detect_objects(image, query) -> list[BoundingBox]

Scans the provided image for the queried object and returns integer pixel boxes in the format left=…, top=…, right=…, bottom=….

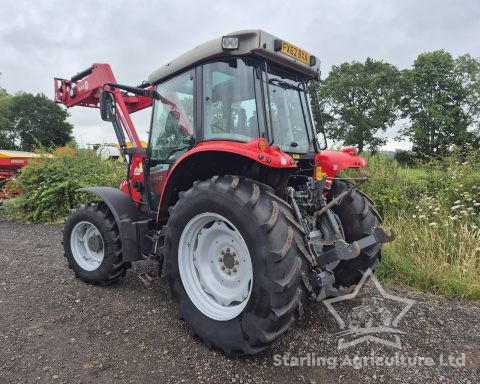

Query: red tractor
left=54, top=30, right=394, bottom=355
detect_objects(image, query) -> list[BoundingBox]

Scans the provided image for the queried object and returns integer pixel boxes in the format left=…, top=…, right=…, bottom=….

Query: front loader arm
left=54, top=63, right=153, bottom=148
left=54, top=63, right=154, bottom=204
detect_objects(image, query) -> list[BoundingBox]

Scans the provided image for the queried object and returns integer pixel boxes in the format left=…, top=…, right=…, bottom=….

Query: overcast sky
left=1, top=0, right=479, bottom=150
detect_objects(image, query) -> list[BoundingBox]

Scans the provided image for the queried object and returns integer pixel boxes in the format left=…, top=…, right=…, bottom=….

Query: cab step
left=138, top=272, right=156, bottom=287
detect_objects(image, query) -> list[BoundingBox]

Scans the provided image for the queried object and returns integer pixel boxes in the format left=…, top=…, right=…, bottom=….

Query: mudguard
left=315, top=148, right=367, bottom=180
left=76, top=187, right=151, bottom=262
left=156, top=138, right=296, bottom=221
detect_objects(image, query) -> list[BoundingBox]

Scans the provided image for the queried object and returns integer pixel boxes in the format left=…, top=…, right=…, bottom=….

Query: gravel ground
left=0, top=219, right=479, bottom=384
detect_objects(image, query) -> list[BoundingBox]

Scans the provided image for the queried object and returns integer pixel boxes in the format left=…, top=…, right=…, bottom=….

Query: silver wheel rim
left=70, top=221, right=105, bottom=271
left=178, top=213, right=253, bottom=321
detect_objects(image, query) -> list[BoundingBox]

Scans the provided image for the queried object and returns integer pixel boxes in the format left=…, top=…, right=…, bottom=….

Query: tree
left=400, top=50, right=480, bottom=156
left=314, top=58, right=401, bottom=152
left=454, top=54, right=480, bottom=134
left=0, top=93, right=15, bottom=149
left=0, top=84, right=15, bottom=149
left=0, top=72, right=6, bottom=97
left=0, top=92, right=73, bottom=151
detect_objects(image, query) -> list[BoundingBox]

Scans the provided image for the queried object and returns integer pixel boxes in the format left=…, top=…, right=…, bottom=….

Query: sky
left=1, top=0, right=479, bottom=151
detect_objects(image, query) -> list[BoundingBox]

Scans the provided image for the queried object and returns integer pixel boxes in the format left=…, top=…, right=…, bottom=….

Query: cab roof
left=148, top=30, right=320, bottom=84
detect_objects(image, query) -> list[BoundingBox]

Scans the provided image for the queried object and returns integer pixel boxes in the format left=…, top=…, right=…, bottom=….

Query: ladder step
left=138, top=272, right=156, bottom=287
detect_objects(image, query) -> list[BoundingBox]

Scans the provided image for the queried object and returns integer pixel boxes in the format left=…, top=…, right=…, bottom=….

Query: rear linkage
left=287, top=174, right=395, bottom=301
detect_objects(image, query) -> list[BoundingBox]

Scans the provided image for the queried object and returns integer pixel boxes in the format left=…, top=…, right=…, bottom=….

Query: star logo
left=324, top=268, right=415, bottom=349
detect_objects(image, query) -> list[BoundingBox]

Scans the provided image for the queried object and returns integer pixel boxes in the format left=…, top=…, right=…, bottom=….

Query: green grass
left=377, top=213, right=480, bottom=300
left=396, top=166, right=429, bottom=181
left=354, top=151, right=480, bottom=300
left=378, top=250, right=480, bottom=300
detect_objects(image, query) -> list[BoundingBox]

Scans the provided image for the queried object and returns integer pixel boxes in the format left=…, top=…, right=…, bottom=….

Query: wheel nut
left=218, top=257, right=223, bottom=262
left=221, top=266, right=225, bottom=270
left=232, top=268, right=237, bottom=273
left=221, top=250, right=225, bottom=255
left=226, top=248, right=230, bottom=252
left=232, top=251, right=236, bottom=256
left=226, top=270, right=231, bottom=275
left=234, top=260, right=239, bottom=265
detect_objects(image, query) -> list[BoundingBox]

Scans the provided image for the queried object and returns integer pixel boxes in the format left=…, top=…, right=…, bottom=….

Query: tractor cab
left=148, top=31, right=320, bottom=162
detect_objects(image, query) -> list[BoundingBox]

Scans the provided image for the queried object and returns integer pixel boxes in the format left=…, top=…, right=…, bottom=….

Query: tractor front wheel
left=63, top=201, right=130, bottom=285
left=164, top=176, right=304, bottom=355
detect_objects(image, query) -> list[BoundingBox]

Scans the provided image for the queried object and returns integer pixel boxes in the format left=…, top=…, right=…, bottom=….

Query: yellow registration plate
left=280, top=41, right=311, bottom=65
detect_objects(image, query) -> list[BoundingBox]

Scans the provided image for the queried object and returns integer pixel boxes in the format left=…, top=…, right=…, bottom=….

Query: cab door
left=145, top=69, right=195, bottom=212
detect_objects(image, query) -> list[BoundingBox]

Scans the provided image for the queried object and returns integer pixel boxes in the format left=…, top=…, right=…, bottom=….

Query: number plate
left=280, top=41, right=311, bottom=65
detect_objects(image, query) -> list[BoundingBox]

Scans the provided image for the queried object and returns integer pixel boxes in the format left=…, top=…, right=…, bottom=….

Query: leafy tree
left=0, top=72, right=6, bottom=97
left=314, top=58, right=401, bottom=152
left=0, top=92, right=73, bottom=151
left=454, top=54, right=480, bottom=133
left=0, top=74, right=13, bottom=148
left=0, top=91, right=15, bottom=149
left=400, top=50, right=480, bottom=156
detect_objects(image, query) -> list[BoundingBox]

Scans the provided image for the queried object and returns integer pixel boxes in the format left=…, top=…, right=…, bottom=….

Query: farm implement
left=0, top=150, right=41, bottom=198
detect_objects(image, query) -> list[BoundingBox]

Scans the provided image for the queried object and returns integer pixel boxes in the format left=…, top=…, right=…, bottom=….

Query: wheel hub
left=70, top=221, right=104, bottom=271
left=219, top=247, right=239, bottom=273
left=87, top=235, right=103, bottom=253
left=178, top=213, right=253, bottom=321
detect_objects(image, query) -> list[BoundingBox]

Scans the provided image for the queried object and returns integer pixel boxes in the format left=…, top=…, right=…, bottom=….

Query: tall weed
left=345, top=150, right=480, bottom=299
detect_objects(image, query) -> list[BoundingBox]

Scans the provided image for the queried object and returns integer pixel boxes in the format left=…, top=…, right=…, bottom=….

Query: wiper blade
left=268, top=78, right=304, bottom=92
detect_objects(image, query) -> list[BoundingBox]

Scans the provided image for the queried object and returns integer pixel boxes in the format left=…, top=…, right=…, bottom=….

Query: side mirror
left=99, top=91, right=116, bottom=122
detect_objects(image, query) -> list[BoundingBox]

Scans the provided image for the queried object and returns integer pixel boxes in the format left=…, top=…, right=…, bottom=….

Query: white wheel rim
left=178, top=213, right=253, bottom=321
left=70, top=221, right=105, bottom=271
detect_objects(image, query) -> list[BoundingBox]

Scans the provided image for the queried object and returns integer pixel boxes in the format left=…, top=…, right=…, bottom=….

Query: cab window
left=150, top=70, right=194, bottom=161
left=203, top=59, right=262, bottom=142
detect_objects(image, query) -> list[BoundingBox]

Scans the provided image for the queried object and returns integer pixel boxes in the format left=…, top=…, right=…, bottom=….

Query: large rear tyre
left=329, top=179, right=383, bottom=288
left=164, top=176, right=304, bottom=355
left=63, top=201, right=130, bottom=285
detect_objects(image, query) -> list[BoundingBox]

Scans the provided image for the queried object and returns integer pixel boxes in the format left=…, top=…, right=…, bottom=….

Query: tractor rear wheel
left=63, top=201, right=130, bottom=285
left=164, top=176, right=304, bottom=355
left=329, top=179, right=383, bottom=288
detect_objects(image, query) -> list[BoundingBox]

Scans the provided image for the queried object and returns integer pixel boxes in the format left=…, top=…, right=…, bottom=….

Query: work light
left=222, top=36, right=239, bottom=50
